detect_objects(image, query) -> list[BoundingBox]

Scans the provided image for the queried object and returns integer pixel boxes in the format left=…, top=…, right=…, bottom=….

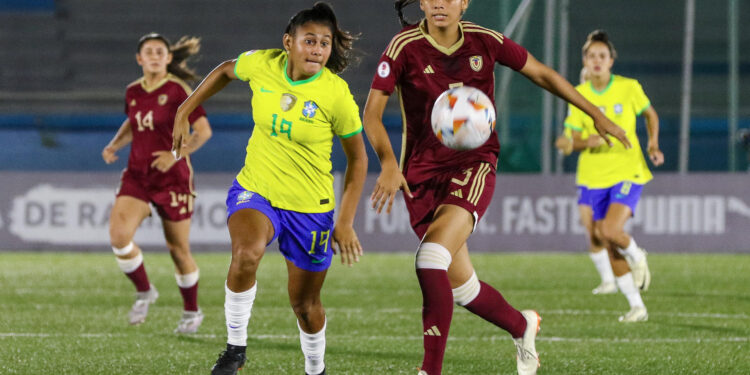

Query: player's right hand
left=554, top=135, right=573, bottom=155
left=370, top=164, right=412, bottom=214
left=171, top=117, right=190, bottom=160
left=102, top=145, right=118, bottom=164
left=593, top=116, right=631, bottom=149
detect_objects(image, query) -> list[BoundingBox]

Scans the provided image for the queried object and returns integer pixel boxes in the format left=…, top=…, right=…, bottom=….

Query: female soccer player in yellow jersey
left=173, top=3, right=366, bottom=375
left=556, top=30, right=664, bottom=322
left=102, top=33, right=212, bottom=333
left=364, top=1, right=631, bottom=374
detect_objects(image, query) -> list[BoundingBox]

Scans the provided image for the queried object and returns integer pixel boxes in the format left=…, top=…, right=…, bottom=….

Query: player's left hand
left=593, top=116, right=631, bottom=149
left=172, top=117, right=190, bottom=159
left=332, top=225, right=363, bottom=267
left=150, top=150, right=178, bottom=172
left=648, top=144, right=664, bottom=166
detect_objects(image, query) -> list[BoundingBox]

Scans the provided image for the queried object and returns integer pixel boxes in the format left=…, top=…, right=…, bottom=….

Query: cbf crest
left=469, top=55, right=483, bottom=72
left=236, top=191, right=254, bottom=205
left=302, top=101, right=318, bottom=118
left=280, top=93, right=297, bottom=112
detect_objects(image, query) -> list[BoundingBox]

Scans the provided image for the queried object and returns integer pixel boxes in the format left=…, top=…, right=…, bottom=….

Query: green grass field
left=1, top=252, right=748, bottom=374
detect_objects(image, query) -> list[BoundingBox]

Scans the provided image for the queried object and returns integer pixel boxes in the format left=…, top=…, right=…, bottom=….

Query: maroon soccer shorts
left=116, top=168, right=195, bottom=222
left=405, top=161, right=496, bottom=239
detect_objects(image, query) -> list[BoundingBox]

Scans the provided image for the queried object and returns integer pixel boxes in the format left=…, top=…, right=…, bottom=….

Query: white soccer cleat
left=592, top=281, right=618, bottom=295
left=174, top=309, right=204, bottom=334
left=513, top=310, right=541, bottom=375
left=618, top=306, right=648, bottom=323
left=128, top=284, right=159, bottom=325
left=629, top=248, right=651, bottom=292
left=417, top=371, right=428, bottom=375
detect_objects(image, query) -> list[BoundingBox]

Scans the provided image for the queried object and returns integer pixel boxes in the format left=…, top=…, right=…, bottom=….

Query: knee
left=109, top=227, right=132, bottom=249
left=598, top=222, right=620, bottom=243
left=231, top=242, right=264, bottom=274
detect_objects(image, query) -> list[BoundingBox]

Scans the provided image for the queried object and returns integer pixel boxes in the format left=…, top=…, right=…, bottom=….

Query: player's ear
left=166, top=51, right=173, bottom=65
left=282, top=33, right=293, bottom=53
left=135, top=52, right=143, bottom=66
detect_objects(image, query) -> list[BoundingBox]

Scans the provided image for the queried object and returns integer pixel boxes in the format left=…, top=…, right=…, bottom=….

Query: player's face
left=136, top=40, right=172, bottom=76
left=283, top=22, right=333, bottom=80
left=583, top=42, right=614, bottom=80
left=420, top=0, right=468, bottom=29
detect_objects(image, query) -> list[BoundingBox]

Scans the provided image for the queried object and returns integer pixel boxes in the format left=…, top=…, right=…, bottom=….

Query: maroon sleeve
left=188, top=104, right=207, bottom=124
left=370, top=46, right=404, bottom=95
left=491, top=34, right=528, bottom=71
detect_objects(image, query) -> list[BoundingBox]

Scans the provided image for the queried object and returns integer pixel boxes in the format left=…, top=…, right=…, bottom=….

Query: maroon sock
left=463, top=280, right=527, bottom=338
left=179, top=281, right=199, bottom=311
left=416, top=268, right=454, bottom=375
left=125, top=263, right=151, bottom=292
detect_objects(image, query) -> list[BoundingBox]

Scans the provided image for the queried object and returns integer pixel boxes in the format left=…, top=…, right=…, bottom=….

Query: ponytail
left=137, top=33, right=202, bottom=82
left=394, top=0, right=419, bottom=27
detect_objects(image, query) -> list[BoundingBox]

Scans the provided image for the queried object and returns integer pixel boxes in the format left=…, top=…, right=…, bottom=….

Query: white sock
left=616, top=273, right=645, bottom=308
left=225, top=282, right=256, bottom=346
left=452, top=272, right=481, bottom=306
left=175, top=269, right=199, bottom=288
left=589, top=249, right=615, bottom=284
left=115, top=252, right=143, bottom=273
left=618, top=238, right=644, bottom=264
left=298, top=318, right=326, bottom=375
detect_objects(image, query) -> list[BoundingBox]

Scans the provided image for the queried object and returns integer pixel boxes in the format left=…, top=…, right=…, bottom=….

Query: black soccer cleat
left=211, top=350, right=246, bottom=375
left=306, top=367, right=326, bottom=375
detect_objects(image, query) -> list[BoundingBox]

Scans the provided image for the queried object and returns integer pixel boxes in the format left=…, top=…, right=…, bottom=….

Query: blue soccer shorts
left=589, top=181, right=644, bottom=221
left=226, top=180, right=334, bottom=272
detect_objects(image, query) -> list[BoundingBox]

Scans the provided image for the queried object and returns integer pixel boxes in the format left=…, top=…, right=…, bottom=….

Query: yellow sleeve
left=331, top=80, right=363, bottom=138
left=632, top=80, right=651, bottom=116
left=234, top=50, right=261, bottom=82
left=563, top=103, right=585, bottom=132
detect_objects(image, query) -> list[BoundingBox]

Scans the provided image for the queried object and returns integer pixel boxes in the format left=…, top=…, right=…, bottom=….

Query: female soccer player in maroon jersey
left=101, top=33, right=212, bottom=333
left=363, top=1, right=631, bottom=374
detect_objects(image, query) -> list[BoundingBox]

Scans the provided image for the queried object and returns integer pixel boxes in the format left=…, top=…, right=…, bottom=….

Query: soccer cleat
left=211, top=350, right=247, bottom=375
left=305, top=367, right=326, bottom=375
left=174, top=309, right=204, bottom=334
left=629, top=248, right=651, bottom=292
left=592, top=281, right=618, bottom=295
left=513, top=310, right=541, bottom=375
left=618, top=306, right=648, bottom=323
left=128, top=284, right=159, bottom=325
left=417, top=371, right=428, bottom=375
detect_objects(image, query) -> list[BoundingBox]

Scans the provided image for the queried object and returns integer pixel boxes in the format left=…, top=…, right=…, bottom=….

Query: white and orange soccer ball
left=430, top=85, right=496, bottom=151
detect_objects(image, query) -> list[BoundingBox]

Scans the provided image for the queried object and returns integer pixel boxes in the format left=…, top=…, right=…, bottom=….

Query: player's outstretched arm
left=102, top=119, right=132, bottom=164
left=363, top=89, right=413, bottom=214
left=642, top=106, right=664, bottom=166
left=519, top=53, right=631, bottom=149
left=173, top=59, right=237, bottom=159
left=333, top=132, right=368, bottom=267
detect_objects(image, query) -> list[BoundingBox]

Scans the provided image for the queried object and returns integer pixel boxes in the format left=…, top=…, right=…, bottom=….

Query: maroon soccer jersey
left=371, top=21, right=528, bottom=184
left=123, top=74, right=206, bottom=185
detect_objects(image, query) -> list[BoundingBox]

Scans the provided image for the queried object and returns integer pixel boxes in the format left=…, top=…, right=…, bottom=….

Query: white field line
left=1, top=332, right=747, bottom=344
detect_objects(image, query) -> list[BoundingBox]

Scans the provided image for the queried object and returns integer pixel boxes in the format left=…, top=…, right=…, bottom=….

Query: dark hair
left=395, top=0, right=469, bottom=27
left=284, top=2, right=357, bottom=74
left=395, top=0, right=419, bottom=27
left=582, top=29, right=617, bottom=59
left=137, top=33, right=202, bottom=82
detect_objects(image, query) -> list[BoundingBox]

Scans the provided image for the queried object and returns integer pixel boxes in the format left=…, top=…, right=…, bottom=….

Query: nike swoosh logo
left=311, top=258, right=325, bottom=264
left=260, top=87, right=273, bottom=93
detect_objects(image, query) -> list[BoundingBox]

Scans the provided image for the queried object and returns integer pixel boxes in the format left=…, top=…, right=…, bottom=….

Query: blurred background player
left=172, top=3, right=367, bottom=374
left=101, top=33, right=212, bottom=332
left=555, top=67, right=618, bottom=295
left=555, top=30, right=664, bottom=322
left=363, top=1, right=631, bottom=374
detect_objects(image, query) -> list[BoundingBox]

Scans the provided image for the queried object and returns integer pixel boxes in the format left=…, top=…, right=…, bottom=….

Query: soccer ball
left=431, top=85, right=496, bottom=150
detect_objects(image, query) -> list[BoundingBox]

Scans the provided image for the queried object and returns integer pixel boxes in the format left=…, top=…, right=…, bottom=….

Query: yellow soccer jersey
left=564, top=74, right=652, bottom=188
left=233, top=49, right=362, bottom=213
